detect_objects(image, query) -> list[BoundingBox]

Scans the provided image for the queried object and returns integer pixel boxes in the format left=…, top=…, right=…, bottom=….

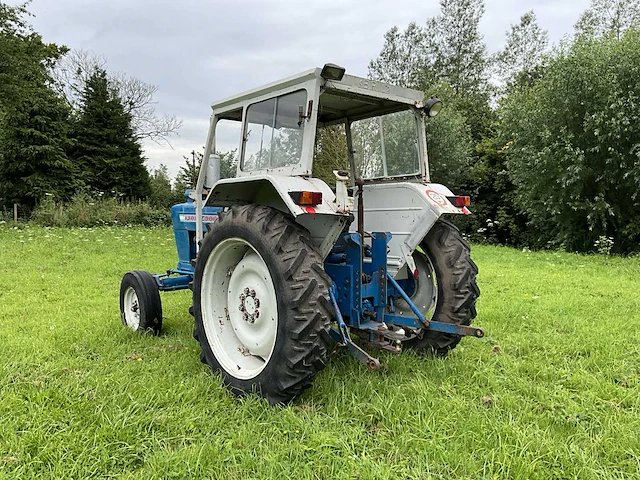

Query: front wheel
left=192, top=205, right=333, bottom=404
left=402, top=219, right=480, bottom=356
left=119, top=270, right=163, bottom=335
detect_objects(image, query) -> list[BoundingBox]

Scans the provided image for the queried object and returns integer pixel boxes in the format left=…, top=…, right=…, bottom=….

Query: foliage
left=427, top=0, right=488, bottom=98
left=368, top=23, right=433, bottom=88
left=455, top=135, right=531, bottom=245
left=313, top=125, right=349, bottom=186
left=0, top=1, right=75, bottom=208
left=149, top=164, right=182, bottom=209
left=31, top=192, right=170, bottom=227
left=575, top=0, right=640, bottom=39
left=0, top=77, right=77, bottom=207
left=369, top=0, right=491, bottom=141
left=500, top=29, right=640, bottom=253
left=426, top=92, right=476, bottom=191
left=493, top=11, right=549, bottom=92
left=175, top=151, right=201, bottom=190
left=68, top=68, right=151, bottom=199
left=174, top=149, right=238, bottom=195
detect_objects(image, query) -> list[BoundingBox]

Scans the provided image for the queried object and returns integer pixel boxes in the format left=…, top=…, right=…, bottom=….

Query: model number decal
left=425, top=190, right=447, bottom=207
left=179, top=214, right=218, bottom=222
left=357, top=79, right=391, bottom=94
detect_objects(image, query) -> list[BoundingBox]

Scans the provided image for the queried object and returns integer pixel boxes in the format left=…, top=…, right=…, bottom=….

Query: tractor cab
left=197, top=65, right=466, bottom=273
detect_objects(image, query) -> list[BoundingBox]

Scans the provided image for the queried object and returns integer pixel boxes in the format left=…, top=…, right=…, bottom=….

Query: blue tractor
left=120, top=64, right=482, bottom=404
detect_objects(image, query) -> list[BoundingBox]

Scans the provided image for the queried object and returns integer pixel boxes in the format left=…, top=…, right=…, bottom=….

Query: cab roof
left=211, top=66, right=425, bottom=124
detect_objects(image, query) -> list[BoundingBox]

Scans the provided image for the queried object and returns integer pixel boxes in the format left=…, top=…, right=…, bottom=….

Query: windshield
left=351, top=109, right=420, bottom=179
left=242, top=90, right=306, bottom=171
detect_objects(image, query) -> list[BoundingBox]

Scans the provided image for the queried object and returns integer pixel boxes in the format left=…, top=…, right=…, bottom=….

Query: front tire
left=403, top=219, right=480, bottom=356
left=119, top=270, right=163, bottom=335
left=192, top=205, right=333, bottom=404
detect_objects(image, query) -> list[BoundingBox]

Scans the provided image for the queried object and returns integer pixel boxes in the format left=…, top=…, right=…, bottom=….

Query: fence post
left=13, top=203, right=18, bottom=223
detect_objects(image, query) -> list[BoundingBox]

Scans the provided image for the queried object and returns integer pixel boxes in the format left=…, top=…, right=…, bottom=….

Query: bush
left=31, top=193, right=171, bottom=227
left=499, top=29, right=640, bottom=254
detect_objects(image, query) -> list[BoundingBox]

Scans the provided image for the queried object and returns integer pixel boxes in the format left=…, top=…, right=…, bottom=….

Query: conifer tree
left=69, top=69, right=150, bottom=198
left=0, top=2, right=76, bottom=207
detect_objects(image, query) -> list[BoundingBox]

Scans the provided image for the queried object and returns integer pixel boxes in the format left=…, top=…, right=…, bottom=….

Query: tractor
left=119, top=63, right=482, bottom=404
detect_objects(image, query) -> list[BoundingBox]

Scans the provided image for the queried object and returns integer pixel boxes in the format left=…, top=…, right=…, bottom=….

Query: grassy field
left=0, top=224, right=639, bottom=479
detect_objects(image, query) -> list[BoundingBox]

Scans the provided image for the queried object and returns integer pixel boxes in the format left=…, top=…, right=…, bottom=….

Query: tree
left=312, top=125, right=349, bottom=186
left=368, top=23, right=434, bottom=88
left=500, top=29, right=640, bottom=253
left=426, top=100, right=475, bottom=191
left=369, top=0, right=490, bottom=101
left=175, top=150, right=201, bottom=190
left=148, top=164, right=180, bottom=209
left=368, top=0, right=491, bottom=192
left=52, top=49, right=182, bottom=145
left=428, top=0, right=489, bottom=98
left=219, top=150, right=238, bottom=179
left=0, top=1, right=76, bottom=207
left=174, top=149, right=238, bottom=196
left=493, top=11, right=549, bottom=91
left=575, top=0, right=640, bottom=39
left=455, top=135, right=530, bottom=245
left=0, top=79, right=77, bottom=207
left=69, top=68, right=151, bottom=198
left=429, top=0, right=492, bottom=142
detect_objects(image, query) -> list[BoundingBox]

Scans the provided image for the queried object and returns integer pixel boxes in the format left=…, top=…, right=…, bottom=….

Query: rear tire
left=192, top=205, right=333, bottom=404
left=404, top=219, right=479, bottom=356
left=120, top=270, right=163, bottom=335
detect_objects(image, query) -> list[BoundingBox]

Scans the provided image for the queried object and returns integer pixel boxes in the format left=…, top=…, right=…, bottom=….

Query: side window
left=242, top=90, right=306, bottom=171
left=214, top=117, right=242, bottom=179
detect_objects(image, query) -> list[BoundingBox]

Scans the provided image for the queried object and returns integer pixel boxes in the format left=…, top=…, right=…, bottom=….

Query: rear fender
left=351, top=182, right=467, bottom=275
left=206, top=175, right=349, bottom=258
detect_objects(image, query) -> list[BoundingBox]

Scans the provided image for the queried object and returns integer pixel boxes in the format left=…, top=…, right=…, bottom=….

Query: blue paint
left=154, top=191, right=222, bottom=291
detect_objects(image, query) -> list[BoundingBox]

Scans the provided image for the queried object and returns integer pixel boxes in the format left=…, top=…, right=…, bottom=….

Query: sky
left=18, top=0, right=592, bottom=179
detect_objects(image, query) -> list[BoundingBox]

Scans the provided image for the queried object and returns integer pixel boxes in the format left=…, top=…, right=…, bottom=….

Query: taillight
left=289, top=191, right=323, bottom=206
left=447, top=195, right=471, bottom=207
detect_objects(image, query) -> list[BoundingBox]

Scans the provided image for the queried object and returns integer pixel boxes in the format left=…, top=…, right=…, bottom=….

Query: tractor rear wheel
left=192, top=205, right=333, bottom=404
left=403, top=219, right=479, bottom=356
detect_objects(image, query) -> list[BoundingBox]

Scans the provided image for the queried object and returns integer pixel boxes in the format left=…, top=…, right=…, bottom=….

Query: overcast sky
left=19, top=0, right=591, bottom=179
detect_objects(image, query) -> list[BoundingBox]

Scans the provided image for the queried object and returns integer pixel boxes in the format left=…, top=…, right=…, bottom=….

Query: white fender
left=206, top=175, right=350, bottom=258
left=351, top=182, right=468, bottom=275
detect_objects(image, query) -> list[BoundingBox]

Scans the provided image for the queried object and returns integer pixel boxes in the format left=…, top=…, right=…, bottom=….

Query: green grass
left=0, top=224, right=639, bottom=479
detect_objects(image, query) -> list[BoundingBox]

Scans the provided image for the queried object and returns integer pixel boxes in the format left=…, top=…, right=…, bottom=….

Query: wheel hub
left=238, top=287, right=261, bottom=323
left=123, top=287, right=141, bottom=330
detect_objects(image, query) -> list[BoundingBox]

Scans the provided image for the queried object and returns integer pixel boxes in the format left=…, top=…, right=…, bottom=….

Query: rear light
left=289, top=191, right=323, bottom=206
left=447, top=195, right=471, bottom=207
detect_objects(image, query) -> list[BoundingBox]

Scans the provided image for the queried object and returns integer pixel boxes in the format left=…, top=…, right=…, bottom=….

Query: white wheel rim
left=123, top=286, right=141, bottom=330
left=200, top=237, right=278, bottom=380
left=413, top=251, right=438, bottom=320
left=395, top=251, right=438, bottom=321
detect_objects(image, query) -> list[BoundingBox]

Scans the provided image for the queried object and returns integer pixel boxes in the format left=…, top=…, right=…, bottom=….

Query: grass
left=0, top=223, right=639, bottom=479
